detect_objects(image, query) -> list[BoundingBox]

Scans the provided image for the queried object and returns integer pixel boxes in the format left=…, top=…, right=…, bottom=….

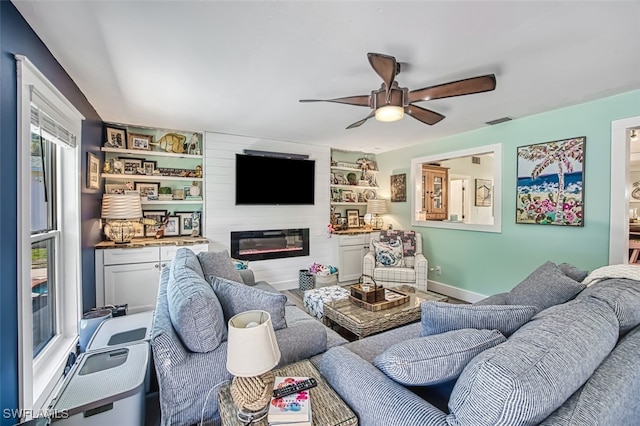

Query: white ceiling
left=12, top=1, right=640, bottom=153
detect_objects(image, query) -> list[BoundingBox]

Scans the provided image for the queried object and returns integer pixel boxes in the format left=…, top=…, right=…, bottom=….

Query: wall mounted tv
left=235, top=153, right=315, bottom=205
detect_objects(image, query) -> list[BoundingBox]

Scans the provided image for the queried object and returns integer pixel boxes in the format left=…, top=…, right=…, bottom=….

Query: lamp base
left=236, top=405, right=269, bottom=424
left=372, top=215, right=385, bottom=230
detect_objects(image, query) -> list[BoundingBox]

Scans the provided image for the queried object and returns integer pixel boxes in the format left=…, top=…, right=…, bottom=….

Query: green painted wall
left=377, top=90, right=640, bottom=297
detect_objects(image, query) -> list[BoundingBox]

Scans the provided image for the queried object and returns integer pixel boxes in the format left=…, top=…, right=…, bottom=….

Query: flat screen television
left=235, top=154, right=315, bottom=205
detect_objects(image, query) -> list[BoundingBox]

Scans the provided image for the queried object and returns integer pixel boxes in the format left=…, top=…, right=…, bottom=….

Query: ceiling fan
left=300, top=52, right=496, bottom=129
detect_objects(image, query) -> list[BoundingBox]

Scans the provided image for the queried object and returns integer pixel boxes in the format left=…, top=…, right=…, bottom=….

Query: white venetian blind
left=30, top=86, right=76, bottom=148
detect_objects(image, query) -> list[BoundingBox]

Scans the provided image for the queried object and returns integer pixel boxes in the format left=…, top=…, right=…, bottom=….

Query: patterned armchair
left=363, top=230, right=428, bottom=292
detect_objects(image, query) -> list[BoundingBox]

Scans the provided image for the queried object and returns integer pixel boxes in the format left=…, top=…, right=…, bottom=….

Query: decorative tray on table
left=349, top=283, right=410, bottom=312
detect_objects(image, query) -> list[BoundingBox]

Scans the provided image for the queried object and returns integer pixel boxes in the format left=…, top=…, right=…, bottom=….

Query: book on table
left=268, top=376, right=312, bottom=425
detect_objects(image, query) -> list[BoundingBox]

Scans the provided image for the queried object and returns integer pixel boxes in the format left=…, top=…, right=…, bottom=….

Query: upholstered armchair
left=363, top=230, right=428, bottom=292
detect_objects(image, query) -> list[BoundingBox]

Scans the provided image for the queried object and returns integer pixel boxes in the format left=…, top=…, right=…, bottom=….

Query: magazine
left=268, top=376, right=313, bottom=424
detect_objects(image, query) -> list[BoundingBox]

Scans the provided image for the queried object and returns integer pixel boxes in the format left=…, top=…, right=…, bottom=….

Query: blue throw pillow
left=372, top=239, right=404, bottom=267
left=421, top=302, right=537, bottom=337
left=505, top=261, right=586, bottom=312
left=374, top=328, right=506, bottom=386
left=197, top=250, right=244, bottom=283
left=211, top=276, right=288, bottom=330
left=167, top=249, right=226, bottom=353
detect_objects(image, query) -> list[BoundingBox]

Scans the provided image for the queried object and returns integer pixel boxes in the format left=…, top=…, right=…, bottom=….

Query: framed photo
left=105, top=183, right=127, bottom=194
left=143, top=160, right=156, bottom=175
left=346, top=209, right=360, bottom=228
left=132, top=222, right=144, bottom=238
left=127, top=133, right=152, bottom=150
left=163, top=216, right=180, bottom=236
left=475, top=179, right=492, bottom=207
left=121, top=157, right=143, bottom=175
left=516, top=136, right=585, bottom=226
left=390, top=173, right=406, bottom=202
left=176, top=211, right=201, bottom=236
left=342, top=190, right=356, bottom=203
left=87, top=152, right=100, bottom=189
left=183, top=186, right=193, bottom=197
left=104, top=126, right=126, bottom=149
left=142, top=210, right=167, bottom=237
left=173, top=188, right=185, bottom=200
left=135, top=182, right=160, bottom=199
left=187, top=133, right=202, bottom=155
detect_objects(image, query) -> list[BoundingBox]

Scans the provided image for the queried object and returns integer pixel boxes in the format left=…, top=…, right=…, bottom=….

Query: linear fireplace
left=230, top=228, right=310, bottom=261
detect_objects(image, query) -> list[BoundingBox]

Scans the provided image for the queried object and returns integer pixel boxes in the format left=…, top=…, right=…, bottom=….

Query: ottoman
left=303, top=285, right=350, bottom=321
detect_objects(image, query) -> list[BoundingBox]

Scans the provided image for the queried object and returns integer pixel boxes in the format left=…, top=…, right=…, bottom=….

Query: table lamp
left=226, top=310, right=281, bottom=424
left=367, top=199, right=388, bottom=230
left=101, top=194, right=142, bottom=243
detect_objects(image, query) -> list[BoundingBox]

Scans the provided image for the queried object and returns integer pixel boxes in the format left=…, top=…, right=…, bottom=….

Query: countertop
left=95, top=236, right=209, bottom=249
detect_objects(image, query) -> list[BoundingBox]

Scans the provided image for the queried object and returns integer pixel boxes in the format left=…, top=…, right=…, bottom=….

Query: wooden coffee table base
left=323, top=285, right=448, bottom=339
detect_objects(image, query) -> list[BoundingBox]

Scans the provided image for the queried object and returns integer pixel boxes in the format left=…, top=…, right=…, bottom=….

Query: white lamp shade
left=226, top=310, right=281, bottom=377
left=375, top=105, right=404, bottom=122
left=367, top=199, right=388, bottom=215
left=101, top=194, right=143, bottom=219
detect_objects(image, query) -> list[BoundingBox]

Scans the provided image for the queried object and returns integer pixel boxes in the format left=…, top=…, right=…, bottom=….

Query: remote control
left=272, top=377, right=317, bottom=398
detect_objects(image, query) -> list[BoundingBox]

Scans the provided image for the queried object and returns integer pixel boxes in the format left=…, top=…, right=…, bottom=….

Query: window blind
left=30, top=86, right=77, bottom=148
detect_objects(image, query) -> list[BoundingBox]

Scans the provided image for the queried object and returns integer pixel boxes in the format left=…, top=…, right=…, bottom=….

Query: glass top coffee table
left=323, top=285, right=448, bottom=339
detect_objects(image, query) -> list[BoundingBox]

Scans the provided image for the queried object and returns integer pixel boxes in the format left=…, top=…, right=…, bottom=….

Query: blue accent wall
left=0, top=2, right=103, bottom=422
left=378, top=90, right=640, bottom=297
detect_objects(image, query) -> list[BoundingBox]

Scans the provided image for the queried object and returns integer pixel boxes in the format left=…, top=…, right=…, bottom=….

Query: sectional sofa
left=150, top=248, right=346, bottom=426
left=318, top=262, right=640, bottom=425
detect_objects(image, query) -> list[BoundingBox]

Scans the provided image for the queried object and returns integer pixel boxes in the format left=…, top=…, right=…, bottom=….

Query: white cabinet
left=332, top=233, right=371, bottom=283
left=95, top=243, right=209, bottom=313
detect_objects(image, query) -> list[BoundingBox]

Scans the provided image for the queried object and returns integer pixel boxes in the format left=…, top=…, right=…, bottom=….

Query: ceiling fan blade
left=299, top=94, right=370, bottom=107
left=408, top=74, right=496, bottom=103
left=405, top=105, right=445, bottom=125
left=368, top=53, right=397, bottom=99
left=346, top=112, right=375, bottom=129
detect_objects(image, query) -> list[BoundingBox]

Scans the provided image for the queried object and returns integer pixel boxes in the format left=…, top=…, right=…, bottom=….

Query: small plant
left=159, top=187, right=172, bottom=195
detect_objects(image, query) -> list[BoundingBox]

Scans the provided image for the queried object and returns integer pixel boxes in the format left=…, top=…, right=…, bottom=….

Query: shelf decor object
left=101, top=194, right=143, bottom=243
left=367, top=199, right=388, bottom=230
left=226, top=310, right=281, bottom=424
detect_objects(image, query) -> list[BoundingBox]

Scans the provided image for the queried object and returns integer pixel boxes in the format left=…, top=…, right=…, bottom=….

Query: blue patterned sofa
left=318, top=262, right=640, bottom=425
left=150, top=248, right=346, bottom=426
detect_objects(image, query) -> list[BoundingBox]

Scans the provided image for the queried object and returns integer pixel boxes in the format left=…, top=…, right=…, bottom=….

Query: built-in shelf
left=331, top=202, right=368, bottom=206
left=101, top=147, right=201, bottom=159
left=331, top=184, right=379, bottom=190
left=141, top=200, right=203, bottom=205
left=331, top=166, right=378, bottom=173
left=101, top=173, right=202, bottom=182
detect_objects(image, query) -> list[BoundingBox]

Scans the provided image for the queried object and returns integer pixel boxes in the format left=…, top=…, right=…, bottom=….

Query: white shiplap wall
left=204, top=132, right=333, bottom=290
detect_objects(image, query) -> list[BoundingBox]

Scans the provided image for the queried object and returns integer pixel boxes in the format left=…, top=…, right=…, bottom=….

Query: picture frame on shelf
left=163, top=216, right=180, bottom=236
left=143, top=160, right=156, bottom=175
left=87, top=152, right=100, bottom=189
left=105, top=183, right=127, bottom=194
left=127, top=133, right=152, bottom=150
left=142, top=209, right=167, bottom=237
left=104, top=126, right=127, bottom=149
left=121, top=157, right=143, bottom=175
left=341, top=190, right=356, bottom=203
left=135, top=182, right=160, bottom=199
left=132, top=222, right=144, bottom=238
left=176, top=211, right=194, bottom=236
left=112, top=159, right=125, bottom=175
left=187, top=133, right=202, bottom=155
left=346, top=209, right=360, bottom=228
left=183, top=186, right=192, bottom=197
left=173, top=188, right=185, bottom=200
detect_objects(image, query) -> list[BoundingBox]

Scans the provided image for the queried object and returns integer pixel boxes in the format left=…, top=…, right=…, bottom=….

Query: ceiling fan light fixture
left=375, top=105, right=404, bottom=122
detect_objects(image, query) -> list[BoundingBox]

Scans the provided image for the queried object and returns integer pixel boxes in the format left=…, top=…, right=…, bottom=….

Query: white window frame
left=16, top=55, right=84, bottom=414
left=410, top=143, right=502, bottom=233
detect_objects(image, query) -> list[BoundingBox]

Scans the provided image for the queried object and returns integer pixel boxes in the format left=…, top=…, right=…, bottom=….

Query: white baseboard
left=428, top=279, right=487, bottom=303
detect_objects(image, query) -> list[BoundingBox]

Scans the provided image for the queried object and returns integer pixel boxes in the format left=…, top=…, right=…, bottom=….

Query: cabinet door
left=104, top=262, right=161, bottom=314
left=338, top=245, right=367, bottom=282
